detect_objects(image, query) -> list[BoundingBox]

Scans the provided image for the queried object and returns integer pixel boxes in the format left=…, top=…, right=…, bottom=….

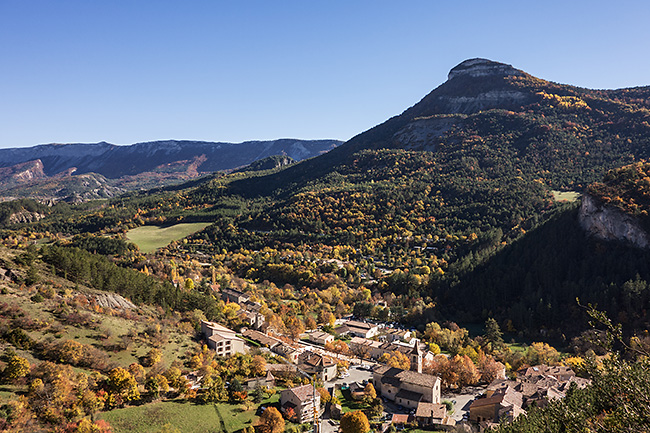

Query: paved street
left=442, top=386, right=484, bottom=421
left=327, top=363, right=374, bottom=388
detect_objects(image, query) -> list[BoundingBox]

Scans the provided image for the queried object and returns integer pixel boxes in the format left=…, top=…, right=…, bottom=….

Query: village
left=199, top=287, right=591, bottom=432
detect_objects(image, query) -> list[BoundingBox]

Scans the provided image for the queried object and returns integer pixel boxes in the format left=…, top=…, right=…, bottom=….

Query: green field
left=551, top=190, right=581, bottom=202
left=126, top=223, right=211, bottom=253
left=98, top=400, right=257, bottom=433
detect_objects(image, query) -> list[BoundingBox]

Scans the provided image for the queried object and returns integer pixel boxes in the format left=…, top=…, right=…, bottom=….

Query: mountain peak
left=447, top=58, right=524, bottom=81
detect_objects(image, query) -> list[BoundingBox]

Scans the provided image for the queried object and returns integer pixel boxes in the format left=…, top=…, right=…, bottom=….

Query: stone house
left=373, top=367, right=441, bottom=409
left=241, top=329, right=282, bottom=350
left=307, top=330, right=334, bottom=346
left=272, top=343, right=300, bottom=363
left=280, top=384, right=321, bottom=424
left=200, top=320, right=245, bottom=357
left=298, top=351, right=338, bottom=382
left=245, top=370, right=275, bottom=390
left=382, top=328, right=413, bottom=343
left=220, top=287, right=250, bottom=304
left=415, top=402, right=453, bottom=427
left=335, top=320, right=380, bottom=339
left=349, top=336, right=385, bottom=359
left=469, top=364, right=590, bottom=424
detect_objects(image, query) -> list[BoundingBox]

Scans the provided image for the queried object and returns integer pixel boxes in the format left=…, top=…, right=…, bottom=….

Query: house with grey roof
left=372, top=365, right=441, bottom=409
left=307, top=330, right=334, bottom=346
left=415, top=402, right=455, bottom=427
left=335, top=320, right=380, bottom=339
left=280, top=384, right=320, bottom=424
left=298, top=350, right=338, bottom=382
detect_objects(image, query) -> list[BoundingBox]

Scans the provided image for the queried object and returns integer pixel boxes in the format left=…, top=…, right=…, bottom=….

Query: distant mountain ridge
left=0, top=139, right=341, bottom=178
left=0, top=138, right=341, bottom=201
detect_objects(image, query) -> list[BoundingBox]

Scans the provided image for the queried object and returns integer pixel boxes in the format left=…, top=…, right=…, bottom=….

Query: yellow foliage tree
left=379, top=351, right=410, bottom=370
left=340, top=410, right=370, bottom=433
left=256, top=407, right=285, bottom=433
left=4, top=354, right=30, bottom=381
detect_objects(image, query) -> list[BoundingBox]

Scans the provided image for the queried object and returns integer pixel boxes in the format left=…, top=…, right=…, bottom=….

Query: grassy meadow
left=551, top=190, right=581, bottom=202
left=98, top=400, right=262, bottom=433
left=126, top=223, right=211, bottom=253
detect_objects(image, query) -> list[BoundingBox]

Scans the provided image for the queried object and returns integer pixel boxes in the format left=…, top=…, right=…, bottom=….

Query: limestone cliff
left=579, top=193, right=650, bottom=248
left=447, top=58, right=525, bottom=80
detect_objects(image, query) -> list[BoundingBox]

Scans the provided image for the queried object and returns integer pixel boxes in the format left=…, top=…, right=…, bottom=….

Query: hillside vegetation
left=3, top=58, right=650, bottom=432
left=6, top=59, right=650, bottom=337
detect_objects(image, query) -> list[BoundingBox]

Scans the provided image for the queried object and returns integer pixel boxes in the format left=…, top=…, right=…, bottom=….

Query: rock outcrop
left=92, top=293, right=136, bottom=310
left=579, top=193, right=650, bottom=248
left=447, top=58, right=525, bottom=81
left=8, top=209, right=45, bottom=224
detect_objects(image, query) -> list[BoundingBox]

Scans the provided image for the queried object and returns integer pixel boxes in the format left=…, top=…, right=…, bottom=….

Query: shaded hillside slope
left=441, top=204, right=650, bottom=335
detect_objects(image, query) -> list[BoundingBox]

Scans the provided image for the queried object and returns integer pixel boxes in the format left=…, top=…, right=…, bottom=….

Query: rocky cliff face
left=579, top=193, right=650, bottom=248
left=0, top=160, right=47, bottom=184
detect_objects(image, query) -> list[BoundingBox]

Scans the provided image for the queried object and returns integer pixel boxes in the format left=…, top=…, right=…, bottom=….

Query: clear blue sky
left=1, top=0, right=649, bottom=148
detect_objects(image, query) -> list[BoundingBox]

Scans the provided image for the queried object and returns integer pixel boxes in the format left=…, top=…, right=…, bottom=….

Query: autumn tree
left=477, top=351, right=504, bottom=383
left=3, top=353, right=30, bottom=381
left=142, top=348, right=163, bottom=367
left=284, top=315, right=305, bottom=339
left=317, top=387, right=332, bottom=406
left=257, top=407, right=285, bottom=433
left=106, top=367, right=140, bottom=405
left=198, top=373, right=226, bottom=403
left=379, top=351, right=410, bottom=370
left=453, top=354, right=480, bottom=387
left=28, top=361, right=79, bottom=425
left=145, top=374, right=169, bottom=399
left=251, top=355, right=267, bottom=377
left=363, top=382, right=377, bottom=405
left=128, top=363, right=146, bottom=384
left=67, top=417, right=113, bottom=433
left=340, top=410, right=370, bottom=433
left=304, top=316, right=317, bottom=330
left=526, top=342, right=561, bottom=366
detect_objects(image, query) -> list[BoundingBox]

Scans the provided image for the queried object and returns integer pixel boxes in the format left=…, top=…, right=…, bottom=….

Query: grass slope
left=126, top=223, right=211, bottom=253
